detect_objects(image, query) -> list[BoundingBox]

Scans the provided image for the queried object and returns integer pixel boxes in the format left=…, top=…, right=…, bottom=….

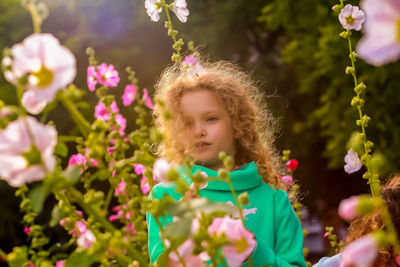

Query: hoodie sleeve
left=242, top=190, right=307, bottom=267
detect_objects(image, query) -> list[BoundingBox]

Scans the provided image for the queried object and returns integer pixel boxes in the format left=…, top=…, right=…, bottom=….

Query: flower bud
left=218, top=169, right=228, bottom=180
left=345, top=66, right=354, bottom=75
left=286, top=159, right=298, bottom=170
left=239, top=192, right=249, bottom=205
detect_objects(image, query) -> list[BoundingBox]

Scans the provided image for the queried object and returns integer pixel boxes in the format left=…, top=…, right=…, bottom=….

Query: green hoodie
left=147, top=162, right=307, bottom=267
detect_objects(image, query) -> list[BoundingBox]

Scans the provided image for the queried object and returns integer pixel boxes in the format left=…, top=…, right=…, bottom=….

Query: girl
left=147, top=58, right=307, bottom=266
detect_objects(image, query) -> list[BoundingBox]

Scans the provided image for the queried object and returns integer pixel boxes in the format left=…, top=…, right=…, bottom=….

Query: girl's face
left=180, top=89, right=235, bottom=170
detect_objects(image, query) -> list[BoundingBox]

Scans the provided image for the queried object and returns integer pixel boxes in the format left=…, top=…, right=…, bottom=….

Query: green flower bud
left=373, top=230, right=387, bottom=247
left=356, top=195, right=375, bottom=215
left=354, top=83, right=366, bottom=94
left=218, top=151, right=227, bottom=160
left=238, top=192, right=249, bottom=205
left=167, top=169, right=179, bottom=182
left=345, top=66, right=354, bottom=75
left=165, top=21, right=172, bottom=28
left=171, top=53, right=180, bottom=62
left=339, top=31, right=350, bottom=39
left=218, top=169, right=228, bottom=180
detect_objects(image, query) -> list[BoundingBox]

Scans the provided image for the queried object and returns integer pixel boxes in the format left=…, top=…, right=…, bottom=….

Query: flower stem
left=377, top=199, right=400, bottom=254
left=59, top=92, right=91, bottom=138
left=346, top=31, right=380, bottom=197
left=66, top=185, right=146, bottom=265
left=26, top=3, right=41, bottom=33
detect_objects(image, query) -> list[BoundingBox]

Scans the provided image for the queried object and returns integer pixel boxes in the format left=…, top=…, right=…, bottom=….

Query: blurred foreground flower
left=344, top=148, right=362, bottom=174
left=208, top=216, right=256, bottom=267
left=153, top=158, right=171, bottom=183
left=145, top=0, right=189, bottom=23
left=0, top=116, right=57, bottom=187
left=341, top=234, right=378, bottom=267
left=339, top=4, right=365, bottom=31
left=182, top=55, right=204, bottom=77
left=122, top=84, right=137, bottom=106
left=143, top=88, right=154, bottom=109
left=168, top=239, right=206, bottom=267
left=4, top=33, right=76, bottom=114
left=338, top=196, right=360, bottom=221
left=357, top=0, right=400, bottom=66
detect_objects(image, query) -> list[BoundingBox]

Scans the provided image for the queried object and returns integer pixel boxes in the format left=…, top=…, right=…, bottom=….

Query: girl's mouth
left=195, top=141, right=211, bottom=151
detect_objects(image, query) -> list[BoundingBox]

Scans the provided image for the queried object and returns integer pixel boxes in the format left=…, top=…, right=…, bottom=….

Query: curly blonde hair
left=345, top=175, right=400, bottom=266
left=152, top=59, right=286, bottom=188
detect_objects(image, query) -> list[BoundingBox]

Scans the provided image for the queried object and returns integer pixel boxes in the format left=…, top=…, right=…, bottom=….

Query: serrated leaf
left=54, top=142, right=68, bottom=157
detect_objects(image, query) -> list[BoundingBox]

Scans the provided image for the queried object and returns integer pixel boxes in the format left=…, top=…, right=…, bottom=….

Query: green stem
left=58, top=136, right=81, bottom=143
left=346, top=32, right=378, bottom=198
left=16, top=85, right=26, bottom=115
left=27, top=3, right=41, bottom=33
left=66, top=185, right=146, bottom=265
left=103, top=186, right=113, bottom=212
left=378, top=199, right=400, bottom=254
left=59, top=92, right=91, bottom=138
left=163, top=0, right=182, bottom=63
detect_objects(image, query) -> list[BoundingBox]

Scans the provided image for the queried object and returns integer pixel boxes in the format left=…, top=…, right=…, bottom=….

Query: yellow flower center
left=345, top=16, right=355, bottom=25
left=397, top=19, right=400, bottom=41
left=22, top=145, right=42, bottom=166
left=31, top=65, right=54, bottom=88
left=235, top=238, right=248, bottom=254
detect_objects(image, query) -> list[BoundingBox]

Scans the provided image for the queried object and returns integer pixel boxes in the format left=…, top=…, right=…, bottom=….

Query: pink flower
left=24, top=227, right=32, bottom=235
left=172, top=0, right=189, bottom=23
left=323, top=232, right=329, bottom=238
left=208, top=216, right=256, bottom=267
left=77, top=229, right=96, bottom=249
left=28, top=262, right=34, bottom=267
left=122, top=85, right=137, bottom=106
left=341, top=234, right=378, bottom=267
left=140, top=175, right=157, bottom=195
left=6, top=33, right=76, bottom=111
left=21, top=91, right=47, bottom=115
left=181, top=55, right=205, bottom=77
left=145, top=0, right=162, bottom=22
left=357, top=0, right=400, bottom=66
left=133, top=163, right=145, bottom=175
left=344, top=149, right=362, bottom=174
left=115, top=114, right=126, bottom=136
left=110, top=101, right=119, bottom=113
left=169, top=239, right=206, bottom=267
left=94, top=101, right=110, bottom=121
left=88, top=158, right=98, bottom=167
left=182, top=55, right=199, bottom=67
left=339, top=4, right=365, bottom=31
left=125, top=222, right=136, bottom=237
left=143, top=88, right=154, bottom=109
left=96, top=63, right=120, bottom=87
left=87, top=66, right=97, bottom=91
left=338, top=196, right=360, bottom=221
left=0, top=116, right=57, bottom=187
left=107, top=147, right=115, bottom=154
left=68, top=153, right=87, bottom=168
left=280, top=175, right=293, bottom=185
left=115, top=180, right=127, bottom=196
left=109, top=215, right=119, bottom=221
left=153, top=158, right=171, bottom=183
left=286, top=159, right=298, bottom=171
left=55, top=260, right=65, bottom=267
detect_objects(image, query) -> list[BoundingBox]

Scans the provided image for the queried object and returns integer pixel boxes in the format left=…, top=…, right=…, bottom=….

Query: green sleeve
left=243, top=190, right=307, bottom=267
left=146, top=185, right=174, bottom=263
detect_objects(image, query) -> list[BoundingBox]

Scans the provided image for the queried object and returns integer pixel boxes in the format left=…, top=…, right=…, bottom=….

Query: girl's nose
left=194, top=122, right=206, bottom=137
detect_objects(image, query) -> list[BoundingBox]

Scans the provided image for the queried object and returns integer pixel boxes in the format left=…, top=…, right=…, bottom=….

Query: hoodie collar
left=178, top=161, right=263, bottom=191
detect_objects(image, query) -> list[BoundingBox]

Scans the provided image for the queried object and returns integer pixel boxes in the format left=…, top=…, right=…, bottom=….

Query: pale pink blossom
left=280, top=175, right=293, bottom=185
left=87, top=66, right=97, bottom=91
left=68, top=153, right=87, bottom=168
left=0, top=116, right=57, bottom=187
left=115, top=180, right=127, bottom=196
left=181, top=55, right=205, bottom=77
left=55, top=260, right=65, bottom=267
left=140, top=175, right=151, bottom=195
left=77, top=229, right=96, bottom=249
left=133, top=163, right=145, bottom=175
left=338, top=196, right=360, bottom=221
left=341, top=234, right=378, bottom=267
left=357, top=0, right=400, bottom=66
left=226, top=201, right=257, bottom=220
left=169, top=239, right=206, bottom=267
left=172, top=0, right=189, bottom=23
left=339, top=4, right=365, bottom=31
left=122, top=84, right=137, bottom=106
left=208, top=216, right=256, bottom=267
left=96, top=63, right=119, bottom=87
left=145, top=0, right=162, bottom=22
left=143, top=88, right=154, bottom=109
left=153, top=158, right=171, bottom=183
left=6, top=33, right=76, bottom=109
left=94, top=102, right=110, bottom=121
left=21, top=91, right=47, bottom=114
left=107, top=147, right=115, bottom=154
left=88, top=158, right=98, bottom=167
left=344, top=148, right=362, bottom=174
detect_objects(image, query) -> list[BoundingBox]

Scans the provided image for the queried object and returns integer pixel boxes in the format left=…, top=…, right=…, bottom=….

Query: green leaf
left=65, top=250, right=92, bottom=267
left=8, top=246, right=28, bottom=267
left=28, top=184, right=46, bottom=213
left=63, top=166, right=81, bottom=183
left=164, top=219, right=191, bottom=239
left=54, top=142, right=68, bottom=157
left=49, top=204, right=65, bottom=227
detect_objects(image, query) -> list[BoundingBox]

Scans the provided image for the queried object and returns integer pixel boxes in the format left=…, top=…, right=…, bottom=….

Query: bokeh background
left=1, top=0, right=399, bottom=262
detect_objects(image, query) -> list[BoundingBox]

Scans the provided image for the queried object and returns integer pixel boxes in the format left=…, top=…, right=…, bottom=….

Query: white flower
left=77, top=229, right=96, bottom=249
left=153, top=158, right=171, bottom=183
left=344, top=148, right=362, bottom=174
left=6, top=33, right=76, bottom=113
left=172, top=0, right=189, bottom=23
left=339, top=4, right=365, bottom=31
left=145, top=0, right=162, bottom=22
left=22, top=91, right=47, bottom=115
left=0, top=116, right=57, bottom=187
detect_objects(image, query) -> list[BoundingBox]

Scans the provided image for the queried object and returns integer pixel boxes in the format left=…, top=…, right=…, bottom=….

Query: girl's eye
left=207, top=117, right=217, bottom=122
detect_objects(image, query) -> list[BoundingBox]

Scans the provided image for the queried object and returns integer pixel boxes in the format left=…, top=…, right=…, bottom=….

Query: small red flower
left=286, top=159, right=298, bottom=170
left=24, top=227, right=32, bottom=235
